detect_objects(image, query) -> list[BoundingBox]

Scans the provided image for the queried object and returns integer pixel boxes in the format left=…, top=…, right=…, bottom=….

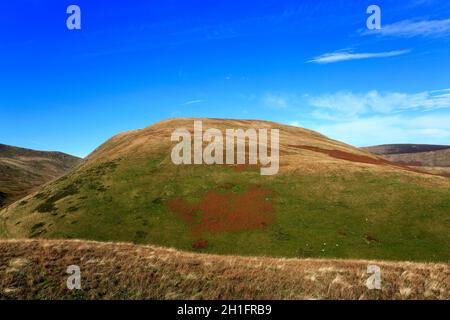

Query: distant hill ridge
left=0, top=144, right=82, bottom=208
left=363, top=144, right=450, bottom=168
left=363, top=144, right=450, bottom=155
left=0, top=144, right=77, bottom=159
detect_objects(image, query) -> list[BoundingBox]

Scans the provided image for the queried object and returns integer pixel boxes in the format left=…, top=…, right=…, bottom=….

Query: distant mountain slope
left=362, top=144, right=450, bottom=155
left=381, top=149, right=450, bottom=168
left=0, top=239, right=448, bottom=300
left=1, top=119, right=449, bottom=262
left=0, top=144, right=82, bottom=208
left=362, top=144, right=450, bottom=167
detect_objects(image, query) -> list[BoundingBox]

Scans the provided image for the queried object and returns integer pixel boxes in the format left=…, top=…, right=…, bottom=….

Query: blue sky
left=1, top=0, right=450, bottom=157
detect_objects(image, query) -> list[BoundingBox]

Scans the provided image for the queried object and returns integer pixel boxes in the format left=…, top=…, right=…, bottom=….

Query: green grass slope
left=1, top=118, right=449, bottom=262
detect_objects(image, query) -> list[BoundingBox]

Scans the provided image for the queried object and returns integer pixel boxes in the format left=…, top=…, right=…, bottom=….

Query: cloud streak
left=363, top=19, right=450, bottom=38
left=182, top=99, right=204, bottom=105
left=308, top=49, right=410, bottom=64
left=308, top=89, right=450, bottom=118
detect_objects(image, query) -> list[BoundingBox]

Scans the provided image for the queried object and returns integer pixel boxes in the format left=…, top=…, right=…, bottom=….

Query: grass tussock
left=0, top=239, right=448, bottom=300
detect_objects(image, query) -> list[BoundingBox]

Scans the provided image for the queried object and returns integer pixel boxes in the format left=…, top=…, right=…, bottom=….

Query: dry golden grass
left=82, top=118, right=449, bottom=180
left=84, top=118, right=375, bottom=163
left=409, top=166, right=450, bottom=177
left=0, top=239, right=448, bottom=300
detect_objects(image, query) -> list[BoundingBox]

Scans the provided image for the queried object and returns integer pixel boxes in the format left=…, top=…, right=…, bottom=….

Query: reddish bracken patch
left=192, top=239, right=209, bottom=249
left=288, top=145, right=449, bottom=179
left=167, top=186, right=274, bottom=236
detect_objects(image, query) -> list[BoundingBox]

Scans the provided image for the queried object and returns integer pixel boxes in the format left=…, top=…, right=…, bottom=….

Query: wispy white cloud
left=308, top=49, right=410, bottom=64
left=313, top=114, right=450, bottom=147
left=308, top=89, right=450, bottom=118
left=182, top=99, right=204, bottom=105
left=363, top=19, right=450, bottom=38
left=274, top=88, right=450, bottom=145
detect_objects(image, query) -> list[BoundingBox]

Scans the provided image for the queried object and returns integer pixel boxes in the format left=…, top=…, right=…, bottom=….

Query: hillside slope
left=1, top=118, right=449, bottom=262
left=374, top=148, right=450, bottom=167
left=363, top=144, right=450, bottom=177
left=362, top=144, right=450, bottom=155
left=0, top=239, right=448, bottom=300
left=0, top=144, right=82, bottom=208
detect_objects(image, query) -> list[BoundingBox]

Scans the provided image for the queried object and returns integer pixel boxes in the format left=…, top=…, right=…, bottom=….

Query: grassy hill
left=1, top=118, right=449, bottom=262
left=0, top=239, right=448, bottom=300
left=0, top=144, right=82, bottom=208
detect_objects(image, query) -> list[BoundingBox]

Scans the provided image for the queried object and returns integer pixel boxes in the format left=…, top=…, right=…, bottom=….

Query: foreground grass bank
left=0, top=239, right=448, bottom=300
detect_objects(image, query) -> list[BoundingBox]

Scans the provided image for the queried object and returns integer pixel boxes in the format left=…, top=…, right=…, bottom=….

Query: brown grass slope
left=363, top=144, right=450, bottom=155
left=363, top=144, right=450, bottom=167
left=0, top=144, right=82, bottom=208
left=0, top=239, right=448, bottom=300
left=64, top=118, right=450, bottom=176
left=380, top=149, right=450, bottom=168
